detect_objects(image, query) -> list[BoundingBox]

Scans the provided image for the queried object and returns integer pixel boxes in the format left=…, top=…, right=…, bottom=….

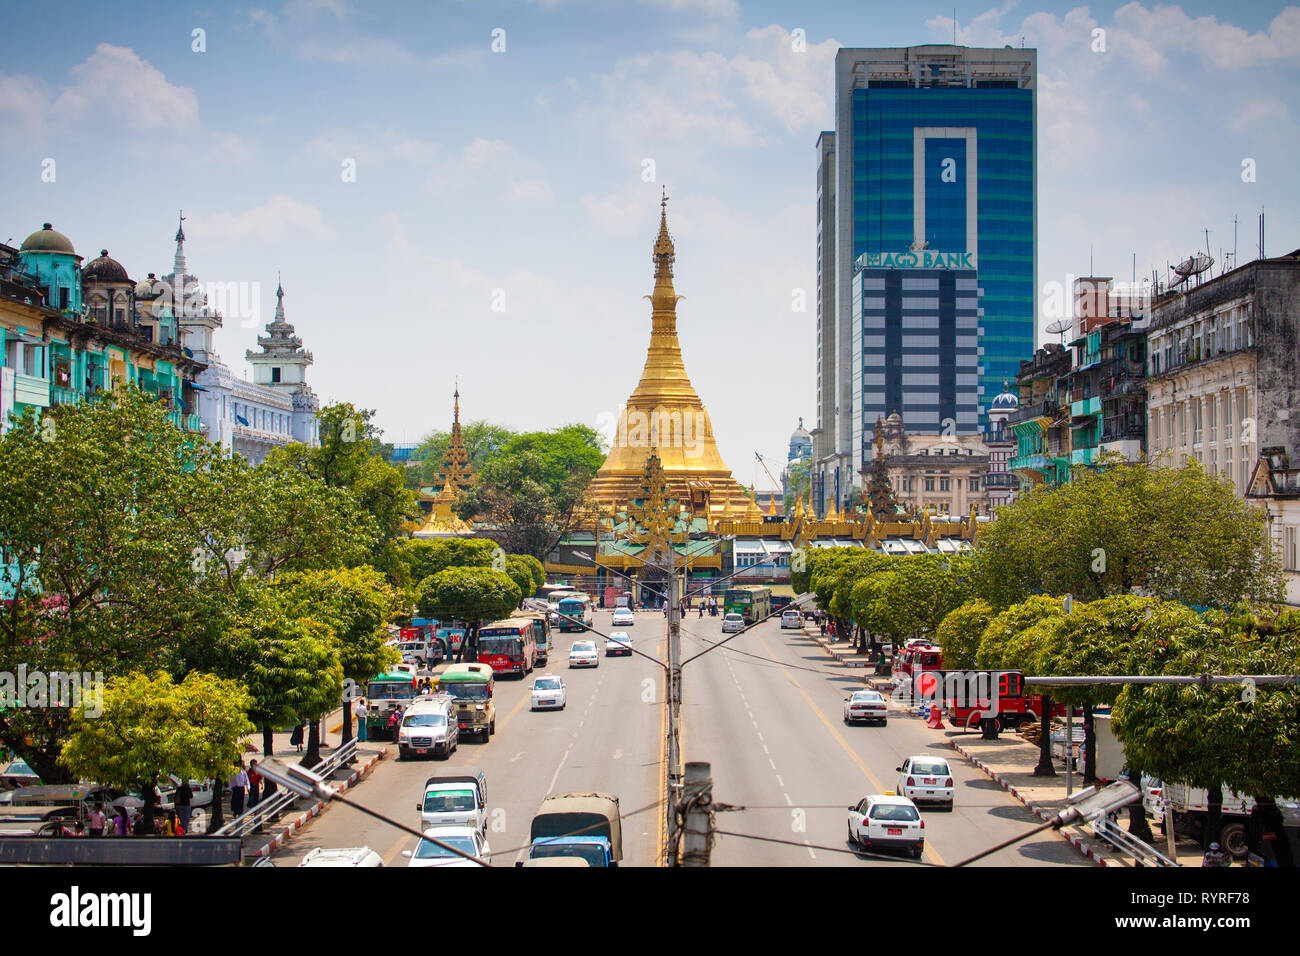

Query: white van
left=397, top=695, right=458, bottom=760
left=419, top=769, right=488, bottom=834
left=298, top=846, right=383, bottom=867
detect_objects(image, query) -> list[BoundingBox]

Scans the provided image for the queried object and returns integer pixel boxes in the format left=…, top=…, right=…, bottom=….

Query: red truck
left=935, top=670, right=1065, bottom=739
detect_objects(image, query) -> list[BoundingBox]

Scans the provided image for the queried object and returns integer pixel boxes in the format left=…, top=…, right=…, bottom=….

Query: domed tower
left=82, top=250, right=133, bottom=329
left=987, top=381, right=1019, bottom=443
left=787, top=417, right=812, bottom=463
left=17, top=223, right=82, bottom=315
left=160, top=212, right=221, bottom=361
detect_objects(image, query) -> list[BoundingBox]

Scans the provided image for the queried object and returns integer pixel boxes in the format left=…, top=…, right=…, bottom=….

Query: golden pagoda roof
left=586, top=193, right=756, bottom=522
left=434, top=385, right=472, bottom=499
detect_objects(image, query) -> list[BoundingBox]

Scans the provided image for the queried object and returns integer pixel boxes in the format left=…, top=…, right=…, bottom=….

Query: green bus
left=723, top=586, right=772, bottom=625
left=364, top=671, right=419, bottom=737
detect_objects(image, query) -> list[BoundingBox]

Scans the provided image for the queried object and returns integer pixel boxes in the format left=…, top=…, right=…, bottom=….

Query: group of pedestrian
left=228, top=759, right=267, bottom=817
left=64, top=800, right=188, bottom=838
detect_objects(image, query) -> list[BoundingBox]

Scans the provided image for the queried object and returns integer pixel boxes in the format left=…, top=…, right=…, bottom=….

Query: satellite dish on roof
left=1172, top=253, right=1214, bottom=286
left=1044, top=319, right=1070, bottom=343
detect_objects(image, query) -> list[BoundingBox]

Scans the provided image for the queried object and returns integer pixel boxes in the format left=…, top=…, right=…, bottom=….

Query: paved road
left=679, top=615, right=1089, bottom=868
left=273, top=609, right=666, bottom=868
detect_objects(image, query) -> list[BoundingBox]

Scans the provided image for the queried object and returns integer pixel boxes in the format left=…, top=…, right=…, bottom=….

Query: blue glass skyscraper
left=813, top=45, right=1037, bottom=517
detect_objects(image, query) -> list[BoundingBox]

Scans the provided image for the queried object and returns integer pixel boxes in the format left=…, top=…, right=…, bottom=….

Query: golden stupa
left=586, top=193, right=760, bottom=525
left=419, top=387, right=474, bottom=534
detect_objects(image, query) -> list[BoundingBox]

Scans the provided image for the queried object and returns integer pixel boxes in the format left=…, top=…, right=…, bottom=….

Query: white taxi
left=721, top=613, right=745, bottom=634
left=568, top=640, right=600, bottom=668
left=896, top=755, right=954, bottom=810
left=404, top=825, right=491, bottom=868
left=605, top=632, right=633, bottom=657
left=530, top=675, right=566, bottom=710
left=611, top=608, right=635, bottom=627
left=847, top=794, right=924, bottom=858
left=842, top=690, right=888, bottom=726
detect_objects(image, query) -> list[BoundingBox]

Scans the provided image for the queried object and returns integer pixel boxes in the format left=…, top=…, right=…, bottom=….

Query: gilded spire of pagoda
left=437, top=385, right=472, bottom=500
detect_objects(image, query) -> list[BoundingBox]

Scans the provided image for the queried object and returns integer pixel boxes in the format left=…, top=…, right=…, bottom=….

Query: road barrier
left=214, top=738, right=358, bottom=840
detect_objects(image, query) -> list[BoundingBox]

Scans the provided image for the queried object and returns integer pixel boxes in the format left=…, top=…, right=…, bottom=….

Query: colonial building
left=1, top=224, right=203, bottom=434
left=870, top=411, right=993, bottom=516
left=1008, top=343, right=1072, bottom=489
left=1147, top=249, right=1300, bottom=604
left=161, top=217, right=319, bottom=463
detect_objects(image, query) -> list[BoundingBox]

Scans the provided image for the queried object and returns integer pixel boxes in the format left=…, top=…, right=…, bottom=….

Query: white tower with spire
left=165, top=211, right=222, bottom=365
left=245, top=278, right=319, bottom=446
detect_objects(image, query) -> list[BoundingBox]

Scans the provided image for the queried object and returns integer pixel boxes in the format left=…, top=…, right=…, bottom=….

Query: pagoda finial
left=453, top=381, right=460, bottom=424
left=175, top=210, right=186, bottom=243
left=274, top=276, right=285, bottom=322
left=172, top=210, right=188, bottom=279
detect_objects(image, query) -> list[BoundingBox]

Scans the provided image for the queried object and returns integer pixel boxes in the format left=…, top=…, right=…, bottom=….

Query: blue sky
left=2, top=0, right=1297, bottom=488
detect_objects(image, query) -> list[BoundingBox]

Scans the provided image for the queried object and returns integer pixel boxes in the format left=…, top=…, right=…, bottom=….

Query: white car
left=568, top=640, right=600, bottom=668
left=605, top=632, right=633, bottom=657
left=842, top=690, right=888, bottom=726
left=530, top=675, right=566, bottom=710
left=847, top=794, right=925, bottom=858
left=405, top=825, right=491, bottom=867
left=611, top=608, right=635, bottom=627
left=896, top=756, right=954, bottom=810
left=298, top=846, right=383, bottom=867
left=721, top=613, right=745, bottom=633
left=780, top=609, right=803, bottom=629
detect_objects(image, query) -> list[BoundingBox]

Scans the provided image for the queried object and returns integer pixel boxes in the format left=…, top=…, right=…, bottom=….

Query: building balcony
left=13, top=373, right=49, bottom=409
left=1071, top=447, right=1098, bottom=467
left=1006, top=400, right=1059, bottom=427
left=1010, top=453, right=1048, bottom=472
left=50, top=385, right=81, bottom=407
left=184, top=413, right=204, bottom=433
left=1070, top=396, right=1101, bottom=420
left=1100, top=423, right=1144, bottom=444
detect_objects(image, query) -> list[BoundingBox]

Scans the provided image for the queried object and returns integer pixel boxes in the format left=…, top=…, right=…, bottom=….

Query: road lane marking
left=776, top=775, right=784, bottom=788
left=750, top=627, right=948, bottom=868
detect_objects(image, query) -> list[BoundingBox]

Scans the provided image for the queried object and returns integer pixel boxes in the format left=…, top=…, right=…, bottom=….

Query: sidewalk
left=801, top=624, right=888, bottom=687
left=946, top=731, right=1208, bottom=867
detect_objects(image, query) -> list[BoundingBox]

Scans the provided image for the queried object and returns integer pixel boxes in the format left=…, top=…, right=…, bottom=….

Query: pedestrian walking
left=290, top=721, right=305, bottom=753
left=173, top=780, right=193, bottom=834
left=819, top=617, right=827, bottom=637
left=228, top=764, right=249, bottom=818
left=387, top=706, right=403, bottom=743
left=353, top=695, right=368, bottom=743
left=247, top=759, right=261, bottom=807
left=113, top=806, right=129, bottom=836
left=87, top=802, right=106, bottom=838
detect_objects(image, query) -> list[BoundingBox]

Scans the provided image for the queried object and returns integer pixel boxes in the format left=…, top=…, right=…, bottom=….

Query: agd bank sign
left=857, top=251, right=976, bottom=270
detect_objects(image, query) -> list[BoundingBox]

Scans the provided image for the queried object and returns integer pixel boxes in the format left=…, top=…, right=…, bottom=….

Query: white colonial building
left=1145, top=249, right=1300, bottom=605
left=165, top=217, right=319, bottom=464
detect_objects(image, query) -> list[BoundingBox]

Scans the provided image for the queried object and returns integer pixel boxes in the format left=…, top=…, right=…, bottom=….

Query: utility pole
left=680, top=761, right=713, bottom=866
left=665, top=538, right=682, bottom=825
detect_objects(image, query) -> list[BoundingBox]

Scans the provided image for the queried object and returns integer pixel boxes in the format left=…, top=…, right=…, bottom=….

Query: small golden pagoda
left=586, top=193, right=757, bottom=527
left=419, top=387, right=474, bottom=534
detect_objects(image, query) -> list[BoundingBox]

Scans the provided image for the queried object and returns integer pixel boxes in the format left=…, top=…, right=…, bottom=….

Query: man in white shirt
left=228, top=765, right=249, bottom=817
left=353, top=695, right=368, bottom=742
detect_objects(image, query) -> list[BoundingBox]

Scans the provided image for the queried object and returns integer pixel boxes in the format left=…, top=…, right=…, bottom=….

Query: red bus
left=477, top=620, right=537, bottom=677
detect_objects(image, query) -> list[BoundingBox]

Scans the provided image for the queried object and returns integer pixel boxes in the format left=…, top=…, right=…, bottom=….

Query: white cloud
left=425, top=138, right=554, bottom=204
left=191, top=195, right=335, bottom=244
left=0, top=72, right=48, bottom=146
left=1110, top=3, right=1300, bottom=72
left=1227, top=98, right=1289, bottom=132
left=304, top=128, right=440, bottom=168
left=52, top=44, right=198, bottom=130
left=564, top=24, right=840, bottom=154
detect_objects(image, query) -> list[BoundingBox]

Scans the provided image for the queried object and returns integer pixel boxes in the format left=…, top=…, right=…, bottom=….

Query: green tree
left=786, top=459, right=811, bottom=512
left=514, top=553, right=547, bottom=592
left=973, top=460, right=1282, bottom=610
left=278, top=566, right=401, bottom=743
left=505, top=555, right=538, bottom=603
left=0, top=388, right=228, bottom=781
left=267, top=402, right=419, bottom=572
left=416, top=567, right=522, bottom=661
left=935, top=599, right=996, bottom=671
left=454, top=451, right=594, bottom=560
left=396, top=537, right=498, bottom=585
left=883, top=554, right=973, bottom=642
left=60, top=670, right=253, bottom=832
left=1113, top=607, right=1299, bottom=858
left=500, top=425, right=606, bottom=490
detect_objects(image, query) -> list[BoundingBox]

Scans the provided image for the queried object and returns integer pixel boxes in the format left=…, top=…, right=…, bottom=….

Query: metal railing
left=214, top=737, right=358, bottom=840
left=1090, top=814, right=1178, bottom=867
